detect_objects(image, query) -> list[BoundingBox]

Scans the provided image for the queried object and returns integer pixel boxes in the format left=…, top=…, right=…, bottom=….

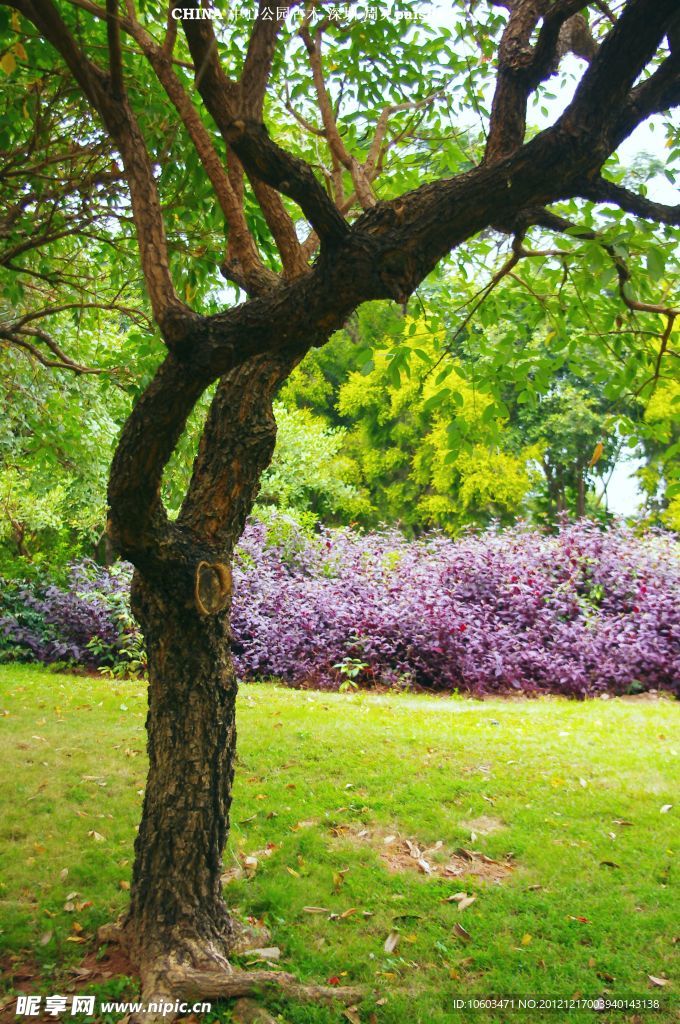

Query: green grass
left=0, top=664, right=678, bottom=1023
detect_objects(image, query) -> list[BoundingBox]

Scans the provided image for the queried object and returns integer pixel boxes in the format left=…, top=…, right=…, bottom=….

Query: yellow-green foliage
left=337, top=319, right=539, bottom=533
left=644, top=379, right=680, bottom=439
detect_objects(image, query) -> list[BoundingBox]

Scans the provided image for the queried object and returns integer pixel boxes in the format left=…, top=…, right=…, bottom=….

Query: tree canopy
left=1, top=0, right=679, bottom=1018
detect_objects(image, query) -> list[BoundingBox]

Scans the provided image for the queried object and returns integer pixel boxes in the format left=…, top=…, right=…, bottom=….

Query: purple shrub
left=2, top=520, right=678, bottom=696
left=231, top=518, right=679, bottom=697
left=0, top=560, right=134, bottom=669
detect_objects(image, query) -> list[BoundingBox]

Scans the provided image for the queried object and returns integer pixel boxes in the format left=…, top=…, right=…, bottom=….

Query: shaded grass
left=0, top=664, right=678, bottom=1022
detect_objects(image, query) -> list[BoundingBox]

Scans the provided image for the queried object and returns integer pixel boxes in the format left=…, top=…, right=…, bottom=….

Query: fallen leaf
left=60, top=868, right=68, bottom=882
left=63, top=901, right=75, bottom=913
left=612, top=819, right=634, bottom=827
left=243, top=856, right=258, bottom=875
left=417, top=858, right=432, bottom=875
left=71, top=922, right=83, bottom=934
left=405, top=839, right=421, bottom=859
left=333, top=869, right=349, bottom=892
left=343, top=1009, right=361, bottom=1024
left=384, top=930, right=400, bottom=953
left=458, top=896, right=476, bottom=912
left=340, top=907, right=359, bottom=919
left=119, top=880, right=130, bottom=890
left=648, top=975, right=669, bottom=987
left=244, top=947, right=280, bottom=961
left=600, top=861, right=620, bottom=869
left=285, top=866, right=299, bottom=878
left=328, top=976, right=341, bottom=986
left=579, top=778, right=587, bottom=788
left=444, top=892, right=469, bottom=903
left=521, top=933, right=532, bottom=946
left=88, top=831, right=105, bottom=842
left=660, top=805, right=672, bottom=814
left=455, top=847, right=474, bottom=861
left=453, top=922, right=472, bottom=942
left=39, top=932, right=53, bottom=946
left=303, top=906, right=330, bottom=914
left=383, top=835, right=396, bottom=845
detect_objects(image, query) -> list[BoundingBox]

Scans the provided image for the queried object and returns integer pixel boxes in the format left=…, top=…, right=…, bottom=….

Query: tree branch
left=485, top=0, right=592, bottom=163
left=178, top=351, right=303, bottom=550
left=559, top=0, right=679, bottom=158
left=9, top=0, right=191, bottom=340
left=121, top=0, right=278, bottom=295
left=300, top=23, right=376, bottom=209
left=0, top=327, right=109, bottom=375
left=106, top=0, right=124, bottom=100
left=181, top=4, right=349, bottom=245
left=580, top=175, right=680, bottom=225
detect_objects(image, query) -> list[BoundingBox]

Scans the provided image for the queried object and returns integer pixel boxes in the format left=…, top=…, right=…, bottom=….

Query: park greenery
left=1, top=0, right=680, bottom=1019
left=1, top=667, right=678, bottom=1023
left=1, top=518, right=679, bottom=696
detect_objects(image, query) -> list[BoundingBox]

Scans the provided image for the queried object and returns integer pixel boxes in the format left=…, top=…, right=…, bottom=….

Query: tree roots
left=97, top=920, right=365, bottom=1023
left=168, top=961, right=365, bottom=1005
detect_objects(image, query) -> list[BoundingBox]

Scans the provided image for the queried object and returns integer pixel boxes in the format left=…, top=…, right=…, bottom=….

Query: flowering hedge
left=1, top=520, right=678, bottom=696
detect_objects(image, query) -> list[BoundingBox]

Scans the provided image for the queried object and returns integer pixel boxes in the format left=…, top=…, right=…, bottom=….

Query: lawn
left=0, top=664, right=677, bottom=1023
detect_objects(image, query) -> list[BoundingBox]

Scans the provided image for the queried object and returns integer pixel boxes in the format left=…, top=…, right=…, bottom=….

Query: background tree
left=1, top=0, right=679, bottom=1017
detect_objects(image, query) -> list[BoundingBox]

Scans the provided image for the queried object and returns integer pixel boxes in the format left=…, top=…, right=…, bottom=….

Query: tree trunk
left=124, top=571, right=237, bottom=971
left=105, top=352, right=305, bottom=1014
left=576, top=464, right=587, bottom=518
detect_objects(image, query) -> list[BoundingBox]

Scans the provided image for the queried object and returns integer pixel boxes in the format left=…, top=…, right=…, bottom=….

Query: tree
left=1, top=0, right=679, bottom=1016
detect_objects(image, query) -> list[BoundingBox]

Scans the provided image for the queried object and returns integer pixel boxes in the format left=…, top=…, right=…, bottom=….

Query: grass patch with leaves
left=0, top=665, right=678, bottom=1023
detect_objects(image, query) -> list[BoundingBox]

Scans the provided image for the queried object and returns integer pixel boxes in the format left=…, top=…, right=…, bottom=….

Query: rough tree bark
left=3, top=0, right=680, bottom=1018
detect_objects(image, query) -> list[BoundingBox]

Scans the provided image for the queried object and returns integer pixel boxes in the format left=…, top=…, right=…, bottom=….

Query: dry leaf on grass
left=384, top=930, right=400, bottom=953
left=243, top=947, right=280, bottom=961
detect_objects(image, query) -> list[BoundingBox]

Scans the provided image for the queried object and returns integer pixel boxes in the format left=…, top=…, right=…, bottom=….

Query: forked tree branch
left=181, top=3, right=349, bottom=245
left=485, top=0, right=593, bottom=163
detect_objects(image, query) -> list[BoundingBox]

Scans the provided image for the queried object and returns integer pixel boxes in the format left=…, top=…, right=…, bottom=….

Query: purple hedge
left=1, top=520, right=678, bottom=696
